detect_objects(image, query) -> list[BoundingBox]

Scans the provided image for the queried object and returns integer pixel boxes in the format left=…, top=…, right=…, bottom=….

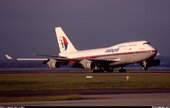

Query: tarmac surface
left=1, top=88, right=170, bottom=97
left=0, top=69, right=170, bottom=74
left=0, top=69, right=170, bottom=106
left=1, top=93, right=170, bottom=106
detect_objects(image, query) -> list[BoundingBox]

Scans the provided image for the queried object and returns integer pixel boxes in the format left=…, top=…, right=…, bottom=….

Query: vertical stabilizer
left=55, top=27, right=77, bottom=53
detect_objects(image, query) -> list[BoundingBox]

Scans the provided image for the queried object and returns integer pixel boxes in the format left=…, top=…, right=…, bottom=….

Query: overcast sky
left=0, top=0, right=170, bottom=58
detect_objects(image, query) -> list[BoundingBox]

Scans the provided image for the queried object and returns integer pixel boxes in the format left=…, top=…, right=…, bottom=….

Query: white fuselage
left=59, top=40, right=157, bottom=65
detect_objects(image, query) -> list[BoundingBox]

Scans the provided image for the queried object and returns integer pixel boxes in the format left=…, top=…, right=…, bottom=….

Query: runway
left=0, top=69, right=170, bottom=74
left=0, top=69, right=170, bottom=106
left=1, top=93, right=170, bottom=106
left=1, top=88, right=170, bottom=97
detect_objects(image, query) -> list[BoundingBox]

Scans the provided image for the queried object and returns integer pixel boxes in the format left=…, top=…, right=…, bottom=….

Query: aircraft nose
left=148, top=44, right=158, bottom=56
left=151, top=49, right=157, bottom=57
left=153, top=50, right=161, bottom=56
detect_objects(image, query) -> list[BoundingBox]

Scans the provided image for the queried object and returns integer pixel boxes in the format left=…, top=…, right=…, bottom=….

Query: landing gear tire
left=93, top=68, right=113, bottom=73
left=105, top=67, right=113, bottom=73
left=119, top=65, right=126, bottom=73
left=105, top=70, right=113, bottom=73
left=142, top=67, right=148, bottom=70
left=93, top=66, right=103, bottom=73
left=106, top=71, right=113, bottom=73
left=93, top=69, right=104, bottom=73
left=93, top=70, right=104, bottom=73
left=119, top=69, right=126, bottom=73
left=142, top=61, right=148, bottom=71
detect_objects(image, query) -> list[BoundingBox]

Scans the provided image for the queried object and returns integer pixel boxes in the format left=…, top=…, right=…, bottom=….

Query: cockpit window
left=143, top=42, right=150, bottom=45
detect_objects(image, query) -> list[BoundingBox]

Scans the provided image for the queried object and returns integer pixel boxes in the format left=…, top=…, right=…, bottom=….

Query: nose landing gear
left=142, top=61, right=148, bottom=70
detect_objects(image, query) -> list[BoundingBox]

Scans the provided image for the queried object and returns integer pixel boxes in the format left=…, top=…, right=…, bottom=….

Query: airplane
left=5, top=27, right=160, bottom=72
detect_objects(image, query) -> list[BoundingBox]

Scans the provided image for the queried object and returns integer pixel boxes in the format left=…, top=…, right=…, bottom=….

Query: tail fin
left=55, top=27, right=77, bottom=53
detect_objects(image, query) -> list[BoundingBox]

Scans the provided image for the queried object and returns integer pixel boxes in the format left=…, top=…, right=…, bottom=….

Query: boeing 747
left=6, top=27, right=160, bottom=72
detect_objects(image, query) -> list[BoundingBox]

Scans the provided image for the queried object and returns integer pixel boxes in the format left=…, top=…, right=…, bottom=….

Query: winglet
left=5, top=54, right=13, bottom=60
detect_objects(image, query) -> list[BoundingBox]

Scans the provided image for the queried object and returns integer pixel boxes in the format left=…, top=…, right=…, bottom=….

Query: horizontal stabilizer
left=5, top=54, right=13, bottom=60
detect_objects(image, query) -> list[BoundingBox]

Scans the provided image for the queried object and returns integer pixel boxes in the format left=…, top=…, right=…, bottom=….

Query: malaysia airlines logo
left=60, top=36, right=68, bottom=50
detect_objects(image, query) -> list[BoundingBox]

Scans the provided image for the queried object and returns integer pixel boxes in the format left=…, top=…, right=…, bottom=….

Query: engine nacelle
left=47, top=59, right=60, bottom=69
left=149, top=59, right=160, bottom=66
left=80, top=59, right=95, bottom=69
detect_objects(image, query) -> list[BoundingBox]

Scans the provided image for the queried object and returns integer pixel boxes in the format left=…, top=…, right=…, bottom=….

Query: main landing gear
left=93, top=65, right=113, bottom=73
left=92, top=65, right=127, bottom=73
left=119, top=69, right=126, bottom=73
left=119, top=66, right=127, bottom=73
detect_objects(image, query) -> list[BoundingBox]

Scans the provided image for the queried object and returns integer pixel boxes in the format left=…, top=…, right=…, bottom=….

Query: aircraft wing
left=5, top=54, right=120, bottom=63
left=91, top=58, right=120, bottom=62
left=52, top=57, right=121, bottom=63
left=33, top=54, right=61, bottom=58
left=5, top=54, right=48, bottom=61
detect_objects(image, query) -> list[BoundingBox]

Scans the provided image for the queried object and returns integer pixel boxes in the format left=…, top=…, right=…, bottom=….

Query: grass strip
left=0, top=94, right=82, bottom=102
left=0, top=73, right=170, bottom=91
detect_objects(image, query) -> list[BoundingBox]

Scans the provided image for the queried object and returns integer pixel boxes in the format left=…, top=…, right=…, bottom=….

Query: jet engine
left=141, top=58, right=160, bottom=69
left=47, top=59, right=60, bottom=69
left=148, top=59, right=160, bottom=67
left=80, top=59, right=95, bottom=69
